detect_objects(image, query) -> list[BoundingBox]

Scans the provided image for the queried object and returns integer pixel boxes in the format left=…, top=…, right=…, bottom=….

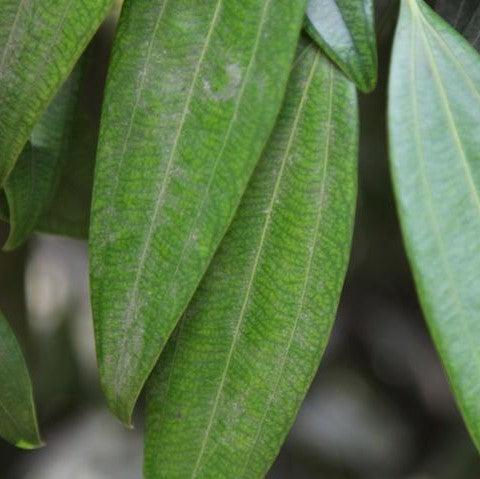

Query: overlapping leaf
left=0, top=0, right=115, bottom=185
left=90, top=0, right=307, bottom=426
left=0, top=34, right=108, bottom=244
left=0, top=310, right=41, bottom=449
left=305, top=0, right=377, bottom=92
left=1, top=62, right=85, bottom=251
left=145, top=41, right=358, bottom=478
left=389, top=0, right=480, bottom=450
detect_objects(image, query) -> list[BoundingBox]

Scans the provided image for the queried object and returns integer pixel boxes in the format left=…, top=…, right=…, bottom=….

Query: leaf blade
left=144, top=41, right=358, bottom=478
left=90, top=0, right=307, bottom=425
left=0, top=310, right=42, bottom=449
left=389, top=0, right=480, bottom=450
left=0, top=0, right=114, bottom=185
left=2, top=60, right=86, bottom=250
left=305, top=0, right=378, bottom=92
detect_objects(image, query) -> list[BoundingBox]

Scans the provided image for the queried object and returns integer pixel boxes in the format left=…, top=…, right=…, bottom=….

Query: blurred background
left=1, top=1, right=480, bottom=477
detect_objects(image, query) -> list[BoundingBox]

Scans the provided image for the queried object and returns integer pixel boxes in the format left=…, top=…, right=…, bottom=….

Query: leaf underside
left=305, top=0, right=378, bottom=92
left=89, top=0, right=307, bottom=426
left=0, top=310, right=41, bottom=449
left=389, top=0, right=480, bottom=451
left=144, top=41, right=358, bottom=479
left=0, top=0, right=114, bottom=186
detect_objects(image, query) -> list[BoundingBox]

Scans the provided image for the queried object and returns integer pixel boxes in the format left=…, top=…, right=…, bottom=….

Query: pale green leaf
left=90, top=0, right=307, bottom=426
left=389, top=0, right=480, bottom=450
left=0, top=0, right=115, bottom=185
left=145, top=41, right=358, bottom=478
left=305, top=0, right=378, bottom=92
left=0, top=310, right=42, bottom=449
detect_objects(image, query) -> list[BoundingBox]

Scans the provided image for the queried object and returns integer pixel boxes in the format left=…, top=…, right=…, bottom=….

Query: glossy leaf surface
left=90, top=0, right=307, bottom=425
left=305, top=0, right=377, bottom=92
left=0, top=0, right=114, bottom=185
left=145, top=42, right=358, bottom=478
left=389, top=0, right=480, bottom=450
left=0, top=310, right=41, bottom=449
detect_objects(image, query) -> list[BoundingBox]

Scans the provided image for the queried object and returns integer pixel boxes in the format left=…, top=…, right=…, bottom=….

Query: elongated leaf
left=91, top=0, right=307, bottom=426
left=0, top=310, right=41, bottom=449
left=389, top=0, right=480, bottom=450
left=0, top=31, right=109, bottom=243
left=145, top=41, right=358, bottom=478
left=2, top=62, right=85, bottom=251
left=305, top=0, right=377, bottom=92
left=0, top=0, right=114, bottom=185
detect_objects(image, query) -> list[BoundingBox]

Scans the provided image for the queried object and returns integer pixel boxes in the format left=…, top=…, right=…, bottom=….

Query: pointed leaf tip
left=90, top=0, right=308, bottom=423
left=0, top=311, right=42, bottom=449
left=305, top=0, right=378, bottom=92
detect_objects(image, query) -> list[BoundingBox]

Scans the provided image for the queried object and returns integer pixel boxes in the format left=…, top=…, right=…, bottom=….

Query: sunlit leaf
left=305, top=0, right=378, bottom=92
left=0, top=0, right=115, bottom=185
left=145, top=41, right=358, bottom=478
left=0, top=310, right=42, bottom=449
left=389, top=0, right=480, bottom=450
left=90, top=0, right=307, bottom=427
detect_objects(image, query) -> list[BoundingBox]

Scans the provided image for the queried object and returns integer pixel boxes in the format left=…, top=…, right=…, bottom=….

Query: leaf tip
left=15, top=437, right=45, bottom=450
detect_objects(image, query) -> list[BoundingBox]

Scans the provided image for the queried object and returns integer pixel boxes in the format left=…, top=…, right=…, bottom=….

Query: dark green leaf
left=145, top=41, right=358, bottom=478
left=2, top=63, right=85, bottom=251
left=389, top=0, right=480, bottom=450
left=90, top=0, right=307, bottom=427
left=1, top=31, right=109, bottom=244
left=305, top=0, right=378, bottom=92
left=0, top=0, right=115, bottom=185
left=0, top=310, right=42, bottom=449
left=37, top=33, right=107, bottom=241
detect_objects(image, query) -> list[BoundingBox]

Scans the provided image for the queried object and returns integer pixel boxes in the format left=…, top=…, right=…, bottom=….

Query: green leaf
left=0, top=310, right=42, bottom=449
left=0, top=0, right=115, bottom=185
left=90, top=0, right=307, bottom=427
left=389, top=0, right=480, bottom=451
left=2, top=62, right=86, bottom=251
left=1, top=33, right=107, bottom=244
left=37, top=36, right=104, bottom=241
left=145, top=41, right=358, bottom=478
left=305, top=0, right=378, bottom=92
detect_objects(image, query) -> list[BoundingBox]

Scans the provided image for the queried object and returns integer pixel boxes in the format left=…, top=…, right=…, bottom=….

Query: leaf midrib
left=189, top=34, right=316, bottom=477
left=239, top=54, right=335, bottom=478
left=0, top=0, right=29, bottom=77
left=113, top=0, right=224, bottom=410
left=406, top=12, right=480, bottom=397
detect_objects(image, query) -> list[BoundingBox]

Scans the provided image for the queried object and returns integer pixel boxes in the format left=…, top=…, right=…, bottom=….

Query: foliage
left=0, top=0, right=479, bottom=477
